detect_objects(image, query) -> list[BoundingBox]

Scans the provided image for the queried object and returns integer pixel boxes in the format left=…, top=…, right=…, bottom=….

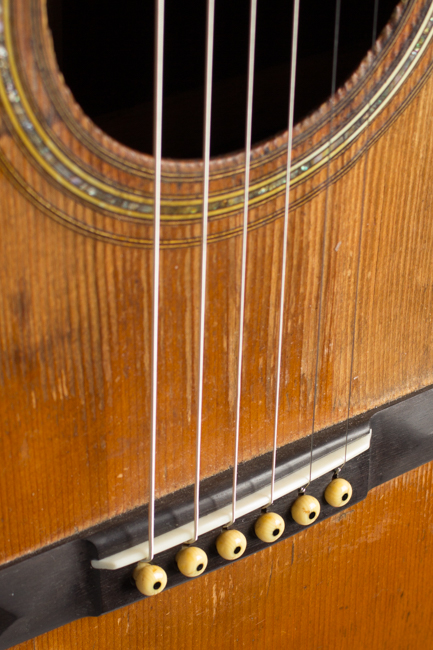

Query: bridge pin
left=175, top=546, right=208, bottom=577
left=216, top=529, right=247, bottom=560
left=255, top=512, right=285, bottom=542
left=324, top=477, right=353, bottom=507
left=291, top=494, right=320, bottom=526
left=133, top=562, right=167, bottom=596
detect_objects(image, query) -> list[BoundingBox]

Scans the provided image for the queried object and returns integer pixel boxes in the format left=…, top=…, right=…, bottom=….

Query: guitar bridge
left=0, top=386, right=432, bottom=649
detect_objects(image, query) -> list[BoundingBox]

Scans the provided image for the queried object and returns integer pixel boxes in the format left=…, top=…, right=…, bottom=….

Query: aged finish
left=14, top=467, right=433, bottom=650
left=1, top=0, right=433, bottom=646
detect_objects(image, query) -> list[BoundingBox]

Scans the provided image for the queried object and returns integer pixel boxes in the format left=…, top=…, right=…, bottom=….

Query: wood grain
left=10, top=463, right=433, bottom=650
left=1, top=0, right=433, bottom=646
left=0, top=0, right=433, bottom=557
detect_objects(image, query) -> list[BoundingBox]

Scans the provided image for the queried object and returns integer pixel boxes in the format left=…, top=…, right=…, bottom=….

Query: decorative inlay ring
left=0, top=0, right=432, bottom=245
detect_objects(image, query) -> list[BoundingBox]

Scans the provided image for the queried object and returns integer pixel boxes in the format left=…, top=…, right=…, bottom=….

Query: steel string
left=148, top=0, right=165, bottom=562
left=341, top=0, right=380, bottom=472
left=231, top=0, right=258, bottom=526
left=192, top=0, right=216, bottom=543
left=269, top=0, right=300, bottom=506
left=307, top=0, right=342, bottom=490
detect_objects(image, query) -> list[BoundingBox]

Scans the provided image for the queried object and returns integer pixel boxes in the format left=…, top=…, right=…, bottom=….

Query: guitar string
left=192, top=0, right=215, bottom=543
left=231, top=0, right=258, bottom=526
left=151, top=0, right=378, bottom=551
left=148, top=0, right=165, bottom=562
left=269, top=0, right=300, bottom=506
left=306, top=0, right=342, bottom=490
left=341, top=0, right=380, bottom=472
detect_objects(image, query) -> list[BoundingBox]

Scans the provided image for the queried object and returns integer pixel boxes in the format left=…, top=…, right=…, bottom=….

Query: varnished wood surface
left=10, top=463, right=433, bottom=650
left=1, top=0, right=433, bottom=646
left=1, top=0, right=433, bottom=565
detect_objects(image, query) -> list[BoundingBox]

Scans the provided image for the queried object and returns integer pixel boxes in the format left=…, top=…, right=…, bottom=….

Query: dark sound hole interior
left=47, top=0, right=397, bottom=159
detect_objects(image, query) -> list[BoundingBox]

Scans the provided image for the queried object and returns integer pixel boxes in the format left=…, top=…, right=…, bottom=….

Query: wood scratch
left=266, top=560, right=273, bottom=599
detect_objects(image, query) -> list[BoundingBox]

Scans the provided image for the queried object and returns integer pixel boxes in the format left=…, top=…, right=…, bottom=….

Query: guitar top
left=1, top=0, right=433, bottom=647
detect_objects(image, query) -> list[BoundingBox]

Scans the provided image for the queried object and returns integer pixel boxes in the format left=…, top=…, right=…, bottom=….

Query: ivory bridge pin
left=291, top=493, right=321, bottom=526
left=216, top=529, right=247, bottom=560
left=176, top=546, right=208, bottom=577
left=324, top=477, right=353, bottom=507
left=133, top=562, right=167, bottom=597
left=255, top=512, right=285, bottom=543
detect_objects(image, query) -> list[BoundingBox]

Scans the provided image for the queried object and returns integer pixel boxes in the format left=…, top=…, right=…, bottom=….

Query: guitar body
left=1, top=0, right=433, bottom=647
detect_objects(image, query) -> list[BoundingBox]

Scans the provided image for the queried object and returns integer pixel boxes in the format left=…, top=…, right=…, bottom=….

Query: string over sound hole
left=47, top=0, right=398, bottom=157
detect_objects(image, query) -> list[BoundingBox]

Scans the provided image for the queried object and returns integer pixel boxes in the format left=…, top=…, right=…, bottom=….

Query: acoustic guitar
left=1, top=0, right=433, bottom=647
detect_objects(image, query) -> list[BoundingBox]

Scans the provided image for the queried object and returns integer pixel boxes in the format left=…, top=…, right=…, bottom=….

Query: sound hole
left=309, top=512, right=316, bottom=520
left=47, top=0, right=397, bottom=159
